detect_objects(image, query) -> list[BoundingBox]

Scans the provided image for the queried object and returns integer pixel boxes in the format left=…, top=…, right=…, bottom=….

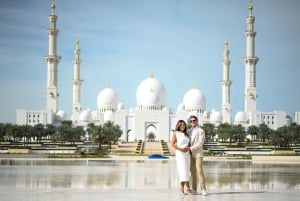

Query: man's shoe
left=202, top=190, right=207, bottom=196
left=190, top=189, right=197, bottom=195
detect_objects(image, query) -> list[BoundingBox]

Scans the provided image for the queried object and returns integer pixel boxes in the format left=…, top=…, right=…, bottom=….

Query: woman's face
left=178, top=122, right=186, bottom=131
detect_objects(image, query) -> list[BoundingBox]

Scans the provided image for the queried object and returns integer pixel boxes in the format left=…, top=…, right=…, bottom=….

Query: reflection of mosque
left=11, top=160, right=299, bottom=190
left=16, top=1, right=287, bottom=142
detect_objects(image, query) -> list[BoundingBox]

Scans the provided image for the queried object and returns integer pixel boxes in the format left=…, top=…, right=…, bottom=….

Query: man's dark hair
left=189, top=115, right=198, bottom=121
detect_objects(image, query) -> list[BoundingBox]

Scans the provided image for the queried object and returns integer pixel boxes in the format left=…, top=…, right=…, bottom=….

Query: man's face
left=190, top=118, right=198, bottom=127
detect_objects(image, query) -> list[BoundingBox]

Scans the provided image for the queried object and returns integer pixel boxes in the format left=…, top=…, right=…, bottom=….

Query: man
left=188, top=115, right=207, bottom=196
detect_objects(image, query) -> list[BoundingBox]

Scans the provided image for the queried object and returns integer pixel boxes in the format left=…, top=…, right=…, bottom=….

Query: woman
left=171, top=120, right=192, bottom=195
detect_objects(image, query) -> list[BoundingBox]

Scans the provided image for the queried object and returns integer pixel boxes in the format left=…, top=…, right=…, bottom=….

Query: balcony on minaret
left=225, top=108, right=230, bottom=112
left=249, top=92, right=256, bottom=100
left=49, top=91, right=59, bottom=97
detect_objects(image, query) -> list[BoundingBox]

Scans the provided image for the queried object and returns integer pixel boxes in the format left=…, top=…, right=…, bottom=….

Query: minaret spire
left=44, top=0, right=61, bottom=113
left=221, top=39, right=232, bottom=123
left=248, top=0, right=253, bottom=16
left=243, top=0, right=259, bottom=114
left=72, top=39, right=83, bottom=122
left=51, top=0, right=55, bottom=15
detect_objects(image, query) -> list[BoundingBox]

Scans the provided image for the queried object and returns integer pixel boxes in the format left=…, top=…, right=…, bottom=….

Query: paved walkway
left=1, top=155, right=299, bottom=201
left=0, top=188, right=299, bottom=201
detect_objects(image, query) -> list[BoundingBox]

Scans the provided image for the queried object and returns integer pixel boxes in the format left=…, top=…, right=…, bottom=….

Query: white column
left=243, top=1, right=259, bottom=114
left=44, top=1, right=61, bottom=113
left=220, top=40, right=232, bottom=123
left=72, top=40, right=83, bottom=122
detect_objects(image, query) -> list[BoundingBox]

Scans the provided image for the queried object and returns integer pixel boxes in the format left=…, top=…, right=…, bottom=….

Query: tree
left=87, top=123, right=105, bottom=152
left=33, top=124, right=45, bottom=142
left=270, top=129, right=281, bottom=149
left=258, top=124, right=272, bottom=142
left=290, top=123, right=300, bottom=145
left=247, top=125, right=259, bottom=142
left=6, top=123, right=20, bottom=144
left=202, top=123, right=216, bottom=142
left=87, top=122, right=122, bottom=152
left=0, top=123, right=6, bottom=141
left=54, top=121, right=73, bottom=143
left=275, top=126, right=294, bottom=148
left=21, top=125, right=33, bottom=146
left=217, top=123, right=231, bottom=142
left=232, top=124, right=246, bottom=143
left=102, top=121, right=122, bottom=149
left=45, top=124, right=56, bottom=140
left=71, top=126, right=85, bottom=143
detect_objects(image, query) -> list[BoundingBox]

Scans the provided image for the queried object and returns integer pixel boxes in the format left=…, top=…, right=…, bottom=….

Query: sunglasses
left=190, top=119, right=197, bottom=122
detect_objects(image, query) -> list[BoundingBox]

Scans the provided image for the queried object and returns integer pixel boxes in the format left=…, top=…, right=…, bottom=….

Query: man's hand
left=182, top=146, right=190, bottom=152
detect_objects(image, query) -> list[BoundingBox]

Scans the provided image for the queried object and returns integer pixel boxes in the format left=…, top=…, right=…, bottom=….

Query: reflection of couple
left=171, top=115, right=207, bottom=196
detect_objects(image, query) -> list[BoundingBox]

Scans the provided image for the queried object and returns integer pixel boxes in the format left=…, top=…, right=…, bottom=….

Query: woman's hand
left=182, top=146, right=190, bottom=152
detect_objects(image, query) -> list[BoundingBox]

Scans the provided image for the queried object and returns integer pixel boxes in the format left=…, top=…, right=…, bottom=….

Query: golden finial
left=75, top=39, right=79, bottom=49
left=149, top=71, right=154, bottom=78
left=224, top=38, right=229, bottom=51
left=51, top=0, right=55, bottom=8
left=51, top=0, right=56, bottom=14
left=248, top=0, right=253, bottom=15
left=225, top=39, right=229, bottom=47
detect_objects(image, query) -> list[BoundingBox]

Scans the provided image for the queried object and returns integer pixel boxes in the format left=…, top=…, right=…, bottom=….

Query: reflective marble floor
left=0, top=158, right=299, bottom=201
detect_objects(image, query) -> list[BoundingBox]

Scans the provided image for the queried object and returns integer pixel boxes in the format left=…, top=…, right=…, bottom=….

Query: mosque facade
left=16, top=1, right=287, bottom=142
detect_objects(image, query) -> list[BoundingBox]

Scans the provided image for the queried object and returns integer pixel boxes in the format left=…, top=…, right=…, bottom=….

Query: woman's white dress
left=174, top=131, right=190, bottom=182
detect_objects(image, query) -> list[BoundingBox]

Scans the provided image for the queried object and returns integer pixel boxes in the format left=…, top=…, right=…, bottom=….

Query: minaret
left=44, top=0, right=61, bottom=113
left=71, top=39, right=83, bottom=122
left=221, top=40, right=232, bottom=123
left=243, top=0, right=259, bottom=114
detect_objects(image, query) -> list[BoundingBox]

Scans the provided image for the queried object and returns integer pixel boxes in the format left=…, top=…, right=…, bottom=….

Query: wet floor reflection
left=205, top=160, right=300, bottom=191
left=0, top=159, right=299, bottom=190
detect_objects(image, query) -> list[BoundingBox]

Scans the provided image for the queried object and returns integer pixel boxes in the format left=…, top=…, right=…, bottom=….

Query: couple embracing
left=171, top=115, right=207, bottom=196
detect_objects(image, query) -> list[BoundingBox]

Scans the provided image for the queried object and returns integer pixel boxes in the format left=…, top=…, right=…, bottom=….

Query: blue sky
left=0, top=0, right=299, bottom=123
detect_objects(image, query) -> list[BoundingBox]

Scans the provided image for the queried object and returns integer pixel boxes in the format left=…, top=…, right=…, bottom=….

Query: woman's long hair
left=175, top=120, right=188, bottom=137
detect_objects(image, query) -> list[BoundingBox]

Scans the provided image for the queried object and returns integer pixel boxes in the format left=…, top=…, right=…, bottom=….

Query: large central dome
left=97, top=87, right=119, bottom=108
left=136, top=74, right=167, bottom=107
left=183, top=88, right=206, bottom=110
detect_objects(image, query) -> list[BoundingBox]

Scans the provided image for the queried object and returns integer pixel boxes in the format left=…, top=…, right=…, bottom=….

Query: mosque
left=16, top=1, right=287, bottom=142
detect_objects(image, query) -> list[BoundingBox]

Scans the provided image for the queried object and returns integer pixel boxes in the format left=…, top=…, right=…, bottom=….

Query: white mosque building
left=16, top=1, right=288, bottom=142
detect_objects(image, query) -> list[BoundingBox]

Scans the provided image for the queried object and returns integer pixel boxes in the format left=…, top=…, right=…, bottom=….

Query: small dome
left=210, top=109, right=222, bottom=123
left=97, top=87, right=119, bottom=109
left=117, top=103, right=124, bottom=110
left=177, top=103, right=185, bottom=111
left=183, top=88, right=206, bottom=110
left=234, top=111, right=248, bottom=123
left=203, top=111, right=209, bottom=118
left=56, top=110, right=67, bottom=121
left=136, top=74, right=167, bottom=107
left=80, top=109, right=91, bottom=121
